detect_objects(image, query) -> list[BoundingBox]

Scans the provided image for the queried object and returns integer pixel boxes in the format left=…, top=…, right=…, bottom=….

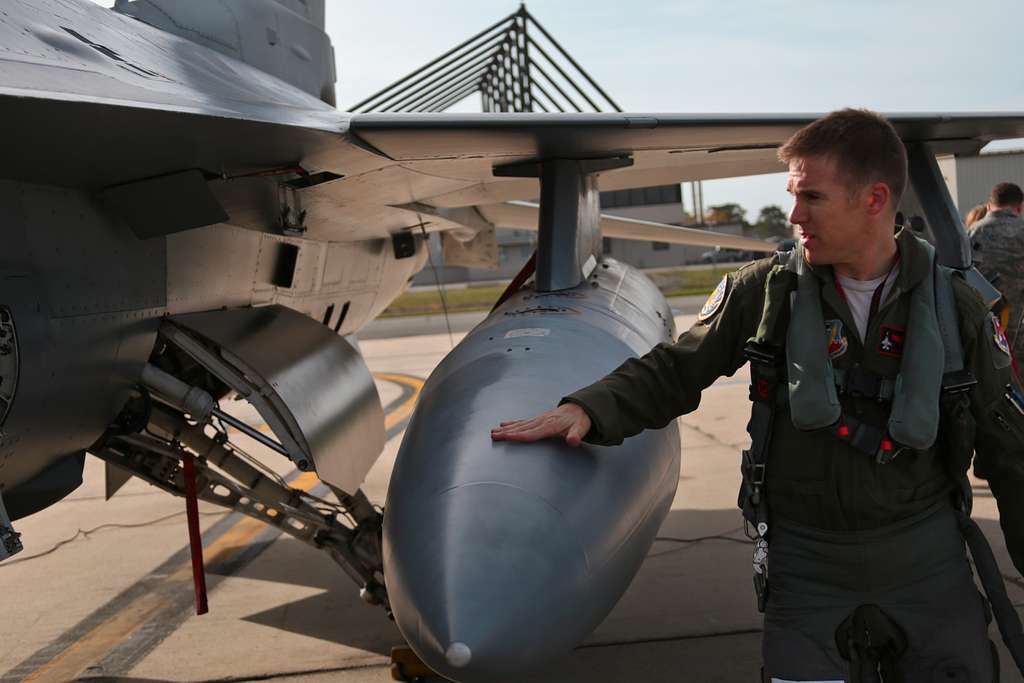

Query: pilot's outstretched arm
left=958, top=278, right=1024, bottom=576
left=492, top=259, right=771, bottom=447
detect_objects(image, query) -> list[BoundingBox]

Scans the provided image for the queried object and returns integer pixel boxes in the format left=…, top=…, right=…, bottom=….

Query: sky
left=92, top=0, right=1024, bottom=219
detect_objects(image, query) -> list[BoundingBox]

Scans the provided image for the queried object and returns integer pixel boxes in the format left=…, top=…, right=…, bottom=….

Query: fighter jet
left=1, top=1, right=1021, bottom=681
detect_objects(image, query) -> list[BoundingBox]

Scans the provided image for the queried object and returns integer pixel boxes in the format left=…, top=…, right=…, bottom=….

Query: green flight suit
left=562, top=229, right=1024, bottom=680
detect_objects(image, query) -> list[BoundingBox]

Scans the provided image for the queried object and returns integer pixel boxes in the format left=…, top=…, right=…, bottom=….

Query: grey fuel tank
left=383, top=257, right=682, bottom=681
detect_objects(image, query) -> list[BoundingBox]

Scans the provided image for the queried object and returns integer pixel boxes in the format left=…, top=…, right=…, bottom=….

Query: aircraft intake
left=383, top=257, right=682, bottom=681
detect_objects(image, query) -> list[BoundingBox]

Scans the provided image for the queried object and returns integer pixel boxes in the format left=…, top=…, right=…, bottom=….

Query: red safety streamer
left=181, top=453, right=209, bottom=615
left=491, top=250, right=537, bottom=313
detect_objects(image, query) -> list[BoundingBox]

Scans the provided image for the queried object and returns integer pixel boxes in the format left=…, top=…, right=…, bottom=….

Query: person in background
left=970, top=182, right=1024, bottom=359
left=965, top=203, right=988, bottom=231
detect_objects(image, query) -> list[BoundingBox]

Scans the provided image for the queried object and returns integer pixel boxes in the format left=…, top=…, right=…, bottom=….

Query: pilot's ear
left=865, top=181, right=891, bottom=216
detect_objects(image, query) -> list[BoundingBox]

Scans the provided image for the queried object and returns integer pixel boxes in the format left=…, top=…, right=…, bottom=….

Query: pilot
left=492, top=109, right=1024, bottom=681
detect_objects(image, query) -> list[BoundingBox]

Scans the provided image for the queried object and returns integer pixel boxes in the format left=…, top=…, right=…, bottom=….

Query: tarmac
left=1, top=306, right=1022, bottom=682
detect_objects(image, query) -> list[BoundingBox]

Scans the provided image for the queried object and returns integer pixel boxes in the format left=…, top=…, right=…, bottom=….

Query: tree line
left=702, top=203, right=792, bottom=239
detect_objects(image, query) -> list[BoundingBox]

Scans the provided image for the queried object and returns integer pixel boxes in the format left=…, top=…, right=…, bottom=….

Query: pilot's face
left=786, top=155, right=870, bottom=267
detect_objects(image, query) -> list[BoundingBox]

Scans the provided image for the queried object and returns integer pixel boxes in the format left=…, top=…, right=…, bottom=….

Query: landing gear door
left=163, top=305, right=385, bottom=493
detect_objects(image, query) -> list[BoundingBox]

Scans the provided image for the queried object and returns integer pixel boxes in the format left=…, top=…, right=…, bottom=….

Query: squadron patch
left=825, top=319, right=848, bottom=360
left=878, top=325, right=905, bottom=358
left=992, top=313, right=1012, bottom=359
left=698, top=275, right=729, bottom=323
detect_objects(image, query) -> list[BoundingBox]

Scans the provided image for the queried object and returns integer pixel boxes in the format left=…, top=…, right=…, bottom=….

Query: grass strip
left=380, top=265, right=738, bottom=318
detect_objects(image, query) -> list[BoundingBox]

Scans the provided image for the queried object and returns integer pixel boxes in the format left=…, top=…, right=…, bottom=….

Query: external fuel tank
left=383, top=257, right=683, bottom=682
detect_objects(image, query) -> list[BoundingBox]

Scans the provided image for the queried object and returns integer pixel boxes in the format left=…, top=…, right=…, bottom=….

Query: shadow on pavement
left=223, top=537, right=403, bottom=656
left=206, top=502, right=1023, bottom=682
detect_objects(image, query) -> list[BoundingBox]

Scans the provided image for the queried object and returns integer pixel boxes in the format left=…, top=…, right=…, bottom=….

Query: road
left=1, top=309, right=1021, bottom=682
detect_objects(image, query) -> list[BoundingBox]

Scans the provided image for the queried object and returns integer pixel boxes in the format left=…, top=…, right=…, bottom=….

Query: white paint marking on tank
left=504, top=328, right=550, bottom=339
left=446, top=642, right=472, bottom=668
left=582, top=254, right=598, bottom=279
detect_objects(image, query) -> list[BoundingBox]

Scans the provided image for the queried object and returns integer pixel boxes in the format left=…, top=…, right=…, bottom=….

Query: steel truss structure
left=348, top=5, right=621, bottom=114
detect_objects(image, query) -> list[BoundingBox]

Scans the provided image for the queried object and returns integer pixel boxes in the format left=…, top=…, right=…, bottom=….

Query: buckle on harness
left=942, top=369, right=977, bottom=395
left=743, top=341, right=781, bottom=366
left=840, top=364, right=883, bottom=399
left=835, top=417, right=901, bottom=464
left=876, top=438, right=899, bottom=465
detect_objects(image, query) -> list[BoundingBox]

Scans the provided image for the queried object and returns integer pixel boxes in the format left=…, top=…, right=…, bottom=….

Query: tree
left=705, top=203, right=747, bottom=226
left=753, top=204, right=791, bottom=238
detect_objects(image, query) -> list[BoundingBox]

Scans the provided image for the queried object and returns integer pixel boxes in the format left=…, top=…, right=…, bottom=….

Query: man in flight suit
left=492, top=109, right=1024, bottom=681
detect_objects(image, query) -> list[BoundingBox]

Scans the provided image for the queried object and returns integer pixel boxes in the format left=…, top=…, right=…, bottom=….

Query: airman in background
left=970, top=182, right=1024, bottom=361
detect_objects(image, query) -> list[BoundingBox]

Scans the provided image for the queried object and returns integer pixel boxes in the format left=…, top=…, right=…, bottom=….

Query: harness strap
left=740, top=253, right=797, bottom=612
left=958, top=510, right=1024, bottom=674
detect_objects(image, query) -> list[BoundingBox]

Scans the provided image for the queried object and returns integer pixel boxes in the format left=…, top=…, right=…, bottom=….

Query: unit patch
left=698, top=275, right=729, bottom=323
left=992, top=313, right=1012, bottom=358
left=878, top=325, right=905, bottom=358
left=825, top=319, right=848, bottom=360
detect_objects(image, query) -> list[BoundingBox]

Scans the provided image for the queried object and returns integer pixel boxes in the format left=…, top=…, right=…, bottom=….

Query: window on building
left=652, top=241, right=669, bottom=251
left=599, top=184, right=682, bottom=209
left=603, top=237, right=612, bottom=254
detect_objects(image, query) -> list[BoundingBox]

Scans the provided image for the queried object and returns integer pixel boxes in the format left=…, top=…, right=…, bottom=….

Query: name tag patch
left=878, top=325, right=905, bottom=358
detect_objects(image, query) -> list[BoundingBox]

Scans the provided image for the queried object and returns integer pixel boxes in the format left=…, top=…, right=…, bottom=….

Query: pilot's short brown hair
left=989, top=182, right=1024, bottom=207
left=778, top=108, right=908, bottom=206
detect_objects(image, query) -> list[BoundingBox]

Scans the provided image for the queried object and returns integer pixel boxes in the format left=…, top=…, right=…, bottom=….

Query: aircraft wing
left=265, top=111, right=1024, bottom=244
left=344, top=112, right=1024, bottom=208
left=6, top=1, right=1024, bottom=244
left=467, top=202, right=777, bottom=252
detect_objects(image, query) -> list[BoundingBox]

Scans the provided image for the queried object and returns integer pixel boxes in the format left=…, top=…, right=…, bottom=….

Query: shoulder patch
left=825, top=319, right=848, bottom=360
left=698, top=275, right=729, bottom=323
left=991, top=313, right=1013, bottom=364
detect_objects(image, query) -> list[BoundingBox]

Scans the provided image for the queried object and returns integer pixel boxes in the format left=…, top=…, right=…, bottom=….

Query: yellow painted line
left=23, top=374, right=423, bottom=682
left=22, top=475, right=324, bottom=683
left=244, top=372, right=423, bottom=434
left=374, top=372, right=424, bottom=431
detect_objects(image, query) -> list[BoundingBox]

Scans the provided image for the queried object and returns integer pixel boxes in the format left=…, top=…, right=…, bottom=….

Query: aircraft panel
left=166, top=225, right=262, bottom=315
left=19, top=183, right=166, bottom=317
left=0, top=0, right=341, bottom=126
left=0, top=180, right=163, bottom=504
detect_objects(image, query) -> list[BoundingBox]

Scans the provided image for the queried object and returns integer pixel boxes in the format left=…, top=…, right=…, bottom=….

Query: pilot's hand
left=490, top=403, right=592, bottom=447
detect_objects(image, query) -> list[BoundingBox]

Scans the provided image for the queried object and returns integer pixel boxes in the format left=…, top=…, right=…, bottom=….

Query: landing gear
left=93, top=394, right=390, bottom=615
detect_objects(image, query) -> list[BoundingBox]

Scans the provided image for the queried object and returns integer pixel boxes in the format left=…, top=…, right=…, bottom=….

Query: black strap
left=867, top=276, right=888, bottom=326
left=742, top=343, right=779, bottom=614
left=958, top=511, right=1024, bottom=675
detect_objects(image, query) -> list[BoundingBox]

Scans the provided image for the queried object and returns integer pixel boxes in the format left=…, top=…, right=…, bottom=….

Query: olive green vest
left=772, top=243, right=949, bottom=450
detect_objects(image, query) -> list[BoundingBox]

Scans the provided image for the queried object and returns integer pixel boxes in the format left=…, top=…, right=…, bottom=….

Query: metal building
left=939, top=149, right=1024, bottom=217
left=598, top=185, right=745, bottom=269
